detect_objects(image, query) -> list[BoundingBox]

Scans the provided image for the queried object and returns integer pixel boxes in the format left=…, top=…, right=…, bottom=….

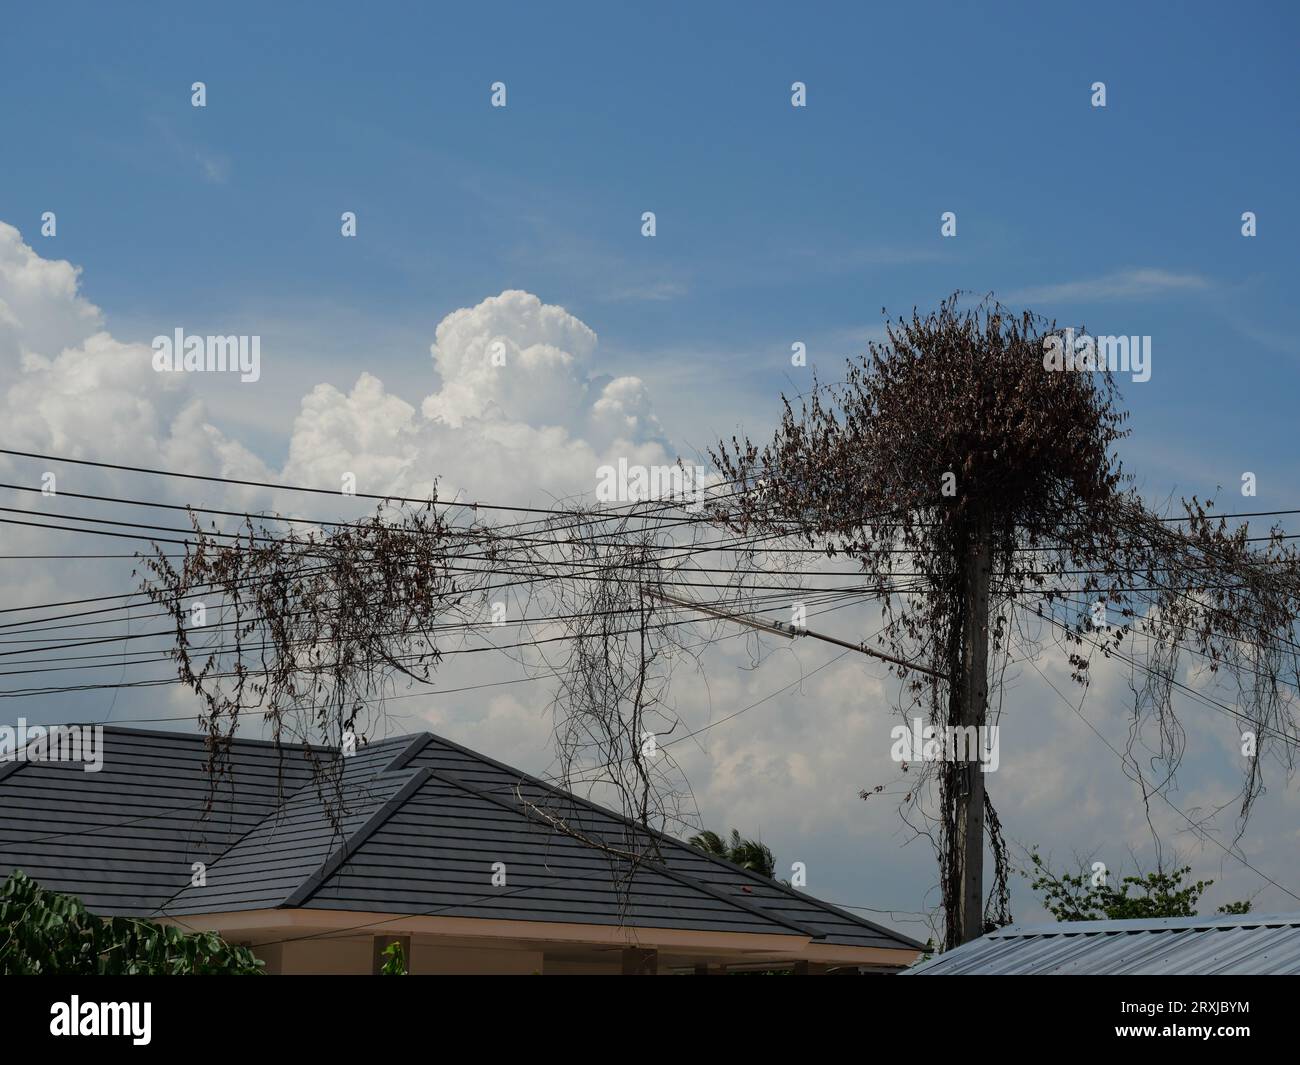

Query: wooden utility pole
left=644, top=585, right=982, bottom=942
left=953, top=515, right=992, bottom=946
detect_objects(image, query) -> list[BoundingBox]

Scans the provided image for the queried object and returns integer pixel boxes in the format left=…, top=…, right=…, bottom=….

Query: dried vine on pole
left=711, top=293, right=1300, bottom=948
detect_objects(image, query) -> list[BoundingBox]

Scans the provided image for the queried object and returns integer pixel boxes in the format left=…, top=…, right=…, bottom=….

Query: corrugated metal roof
left=1, top=726, right=924, bottom=953
left=903, top=912, right=1300, bottom=975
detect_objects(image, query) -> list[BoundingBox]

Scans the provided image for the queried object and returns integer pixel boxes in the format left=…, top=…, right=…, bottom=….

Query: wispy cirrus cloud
left=195, top=151, right=231, bottom=184
left=1010, top=268, right=1212, bottom=305
left=149, top=115, right=231, bottom=185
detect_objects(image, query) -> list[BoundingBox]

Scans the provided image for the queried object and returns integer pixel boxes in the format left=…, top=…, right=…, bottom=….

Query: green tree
left=1, top=870, right=264, bottom=975
left=688, top=829, right=777, bottom=879
left=1023, top=850, right=1252, bottom=921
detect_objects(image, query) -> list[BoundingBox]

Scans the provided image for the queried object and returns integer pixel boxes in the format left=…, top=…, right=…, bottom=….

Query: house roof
left=0, top=726, right=923, bottom=953
left=902, top=912, right=1300, bottom=975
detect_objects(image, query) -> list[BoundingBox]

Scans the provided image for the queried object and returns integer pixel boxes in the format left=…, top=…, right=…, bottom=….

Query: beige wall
left=541, top=956, right=622, bottom=975
left=211, top=909, right=918, bottom=974
left=268, top=936, right=373, bottom=975
left=254, top=935, right=545, bottom=974
left=410, top=936, right=542, bottom=975
left=246, top=936, right=878, bottom=974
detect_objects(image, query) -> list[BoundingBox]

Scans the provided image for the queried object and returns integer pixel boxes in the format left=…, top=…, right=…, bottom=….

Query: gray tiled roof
left=902, top=913, right=1300, bottom=974
left=0, top=726, right=923, bottom=951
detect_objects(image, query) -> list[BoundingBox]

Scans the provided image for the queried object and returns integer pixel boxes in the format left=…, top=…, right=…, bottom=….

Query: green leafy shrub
left=379, top=940, right=407, bottom=975
left=1023, top=850, right=1252, bottom=921
left=1, top=870, right=264, bottom=975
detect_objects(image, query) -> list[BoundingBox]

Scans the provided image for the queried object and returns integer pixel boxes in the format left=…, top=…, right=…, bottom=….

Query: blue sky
left=4, top=1, right=1298, bottom=480
left=2, top=1, right=1299, bottom=931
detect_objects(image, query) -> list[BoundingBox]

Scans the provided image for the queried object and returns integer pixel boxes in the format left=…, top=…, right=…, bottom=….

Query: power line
left=0, top=585, right=874, bottom=675
left=646, top=588, right=946, bottom=680
left=12, top=592, right=870, bottom=727
left=1021, top=648, right=1300, bottom=906
left=1020, top=600, right=1300, bottom=750
left=0, top=446, right=771, bottom=527
left=0, top=586, right=883, bottom=697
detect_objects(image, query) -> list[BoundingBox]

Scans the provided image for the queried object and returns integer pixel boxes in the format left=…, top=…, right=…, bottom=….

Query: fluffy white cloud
left=0, top=226, right=267, bottom=495
left=0, top=222, right=103, bottom=382
left=284, top=289, right=673, bottom=505
left=424, top=289, right=597, bottom=428
left=0, top=228, right=675, bottom=512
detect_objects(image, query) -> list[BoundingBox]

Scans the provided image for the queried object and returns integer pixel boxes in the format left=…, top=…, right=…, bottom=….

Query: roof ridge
left=415, top=730, right=926, bottom=949
left=98, top=724, right=428, bottom=754
left=150, top=757, right=426, bottom=917
left=418, top=762, right=816, bottom=940
left=150, top=781, right=314, bottom=918
left=379, top=733, right=433, bottom=773
left=98, top=725, right=328, bottom=751
left=282, top=767, right=432, bottom=908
